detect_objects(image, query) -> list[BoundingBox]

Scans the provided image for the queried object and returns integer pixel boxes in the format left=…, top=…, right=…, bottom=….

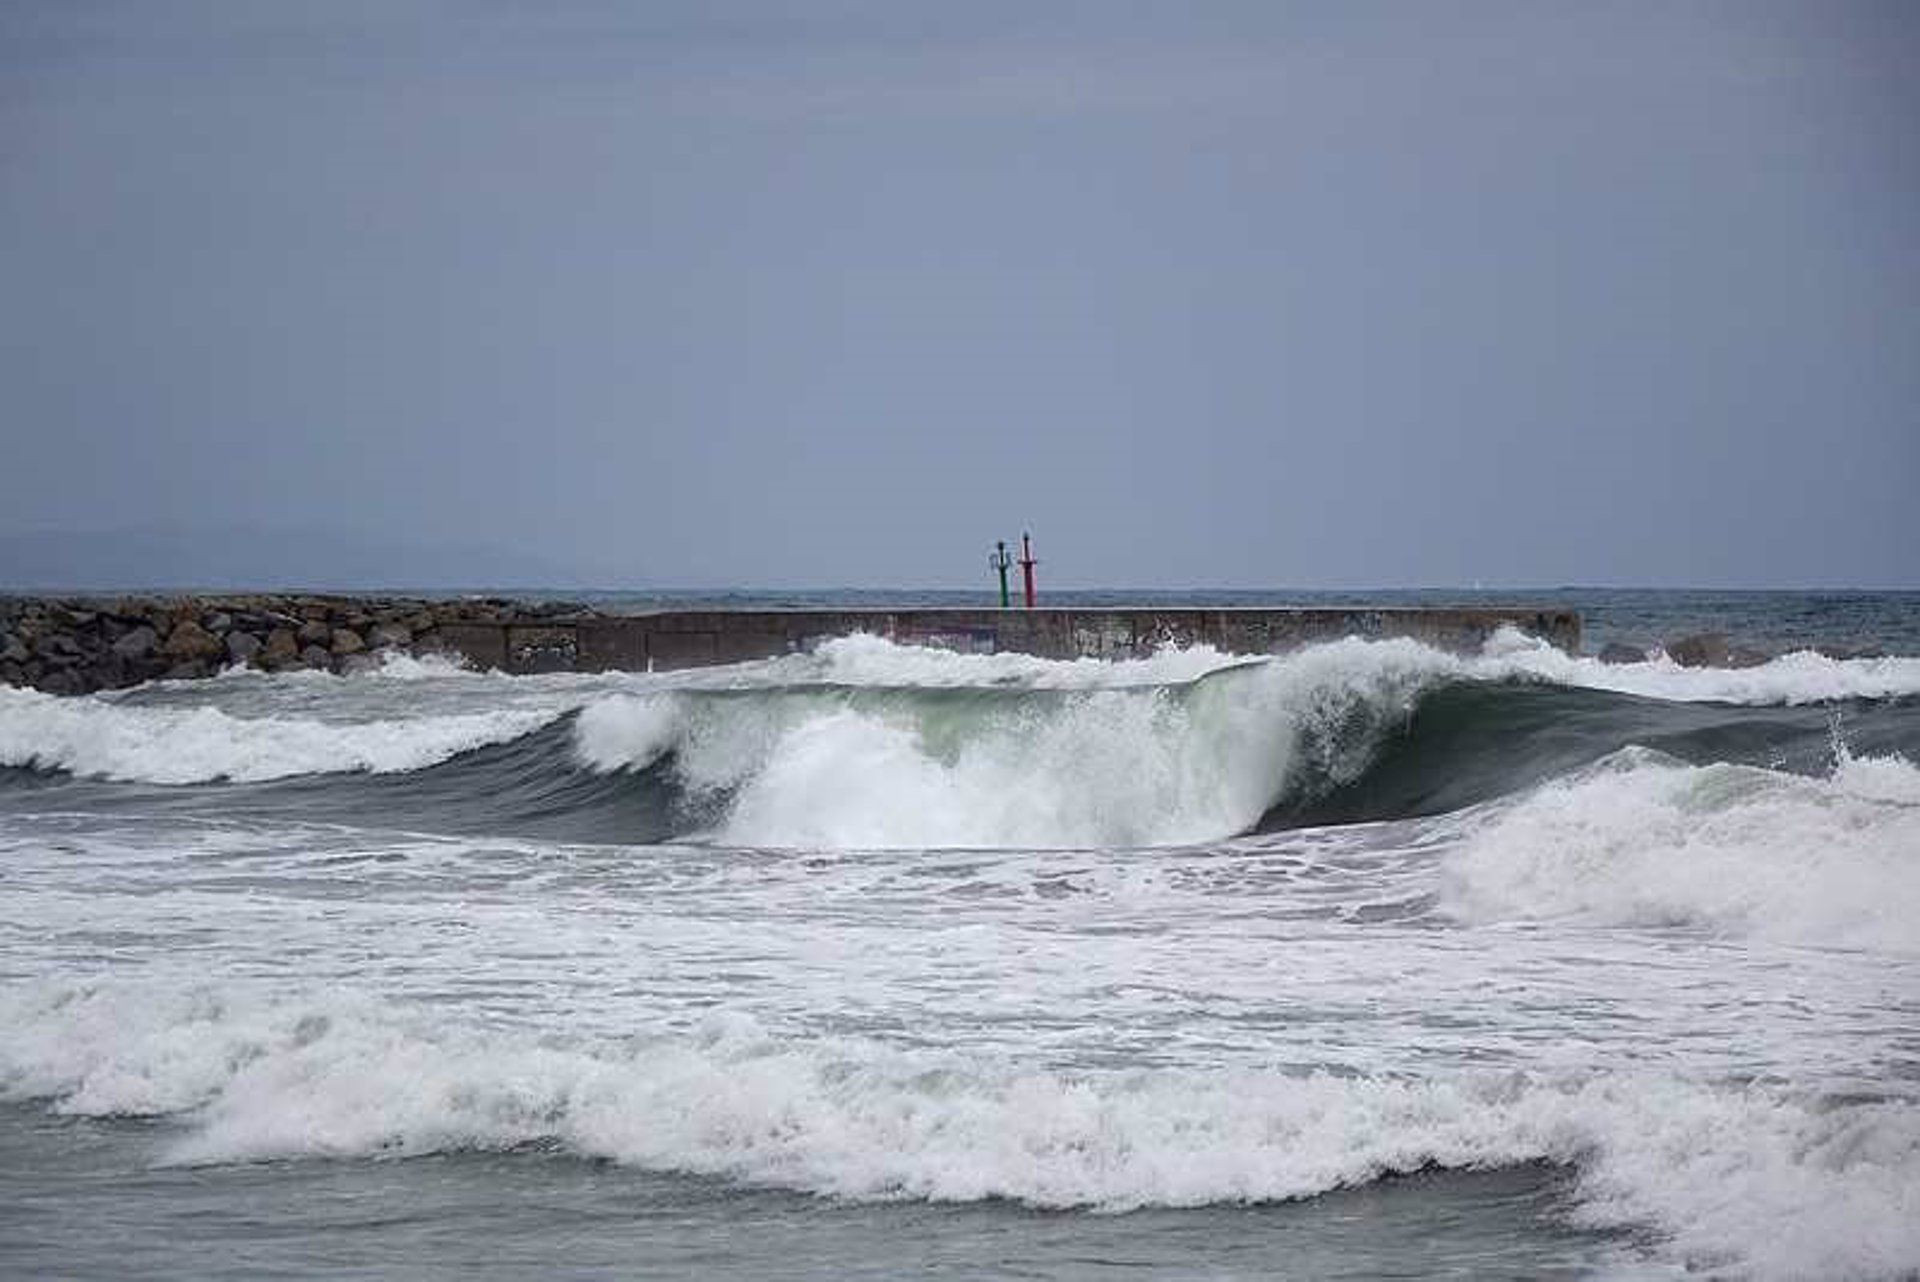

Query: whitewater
left=3, top=594, right=1917, bottom=1280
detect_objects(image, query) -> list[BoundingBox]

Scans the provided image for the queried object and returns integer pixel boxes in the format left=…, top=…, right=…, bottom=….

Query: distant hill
left=0, top=525, right=635, bottom=593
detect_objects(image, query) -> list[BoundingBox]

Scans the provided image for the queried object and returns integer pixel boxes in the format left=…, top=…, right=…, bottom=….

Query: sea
left=1, top=588, right=1916, bottom=1281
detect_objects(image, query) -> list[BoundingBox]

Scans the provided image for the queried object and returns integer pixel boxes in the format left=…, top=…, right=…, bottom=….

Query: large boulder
left=367, top=622, right=411, bottom=650
left=297, top=620, right=332, bottom=647
left=34, top=633, right=81, bottom=662
left=1664, top=633, right=1730, bottom=668
left=262, top=628, right=301, bottom=666
left=111, top=625, right=158, bottom=660
left=163, top=619, right=226, bottom=662
left=38, top=667, right=86, bottom=695
left=225, top=630, right=263, bottom=665
left=1597, top=642, right=1646, bottom=665
left=299, top=644, right=333, bottom=669
left=330, top=628, right=365, bottom=657
left=1665, top=632, right=1770, bottom=669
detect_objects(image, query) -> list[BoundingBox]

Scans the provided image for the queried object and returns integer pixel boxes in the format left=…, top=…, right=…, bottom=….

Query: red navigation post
left=1018, top=531, right=1038, bottom=608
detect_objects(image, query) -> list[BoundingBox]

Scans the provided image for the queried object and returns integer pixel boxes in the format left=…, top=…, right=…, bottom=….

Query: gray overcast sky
left=2, top=1, right=1915, bottom=589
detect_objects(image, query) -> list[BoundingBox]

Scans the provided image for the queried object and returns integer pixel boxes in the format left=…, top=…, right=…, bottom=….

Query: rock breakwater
left=0, top=595, right=594, bottom=694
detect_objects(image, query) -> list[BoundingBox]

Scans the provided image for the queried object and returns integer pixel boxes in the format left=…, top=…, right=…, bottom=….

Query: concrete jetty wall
left=453, top=607, right=1582, bottom=674
left=0, top=595, right=1579, bottom=693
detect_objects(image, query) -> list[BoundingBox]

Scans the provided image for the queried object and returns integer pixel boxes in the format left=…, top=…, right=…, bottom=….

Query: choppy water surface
left=3, top=593, right=1917, bottom=1279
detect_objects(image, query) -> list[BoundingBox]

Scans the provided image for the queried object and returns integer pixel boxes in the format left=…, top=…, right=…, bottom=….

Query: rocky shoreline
left=0, top=594, right=598, bottom=695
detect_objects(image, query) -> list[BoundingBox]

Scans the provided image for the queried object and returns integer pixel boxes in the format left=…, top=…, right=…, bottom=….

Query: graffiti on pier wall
left=887, top=626, right=1000, bottom=655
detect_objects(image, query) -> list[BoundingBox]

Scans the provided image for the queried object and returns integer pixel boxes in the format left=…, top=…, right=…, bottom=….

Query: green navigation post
left=989, top=540, right=1013, bottom=608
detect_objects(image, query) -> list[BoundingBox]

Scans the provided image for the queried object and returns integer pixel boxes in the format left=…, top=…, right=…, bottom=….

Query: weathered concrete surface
left=454, top=607, right=1582, bottom=674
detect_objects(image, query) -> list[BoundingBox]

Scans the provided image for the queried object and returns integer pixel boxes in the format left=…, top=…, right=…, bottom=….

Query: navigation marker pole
left=1019, top=532, right=1038, bottom=608
left=990, top=540, right=1013, bottom=608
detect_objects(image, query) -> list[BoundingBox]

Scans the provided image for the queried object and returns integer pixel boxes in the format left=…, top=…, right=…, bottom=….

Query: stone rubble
left=0, top=594, right=592, bottom=694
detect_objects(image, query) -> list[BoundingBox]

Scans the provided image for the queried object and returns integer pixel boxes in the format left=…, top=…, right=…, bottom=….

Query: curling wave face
left=568, top=639, right=1440, bottom=848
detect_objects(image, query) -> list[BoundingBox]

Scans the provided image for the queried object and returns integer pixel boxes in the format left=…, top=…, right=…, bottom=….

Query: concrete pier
left=0, top=595, right=1580, bottom=692
left=442, top=607, right=1582, bottom=674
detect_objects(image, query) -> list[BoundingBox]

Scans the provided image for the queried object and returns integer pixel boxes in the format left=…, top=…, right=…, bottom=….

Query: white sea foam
left=1441, top=747, right=1920, bottom=952
left=1477, top=627, right=1920, bottom=705
left=750, top=632, right=1256, bottom=689
left=0, top=685, right=556, bottom=784
left=2, top=980, right=1913, bottom=1281
left=782, top=627, right=1920, bottom=705
left=193, top=648, right=475, bottom=686
left=572, top=693, right=684, bottom=773
left=357, top=650, right=476, bottom=680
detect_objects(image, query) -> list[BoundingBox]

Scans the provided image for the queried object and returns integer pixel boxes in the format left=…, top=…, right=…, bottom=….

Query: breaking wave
left=2, top=980, right=1913, bottom=1282
left=571, top=638, right=1444, bottom=848
left=3, top=634, right=1917, bottom=849
left=0, top=685, right=556, bottom=785
left=1440, top=746, right=1920, bottom=952
left=1473, top=629, right=1920, bottom=705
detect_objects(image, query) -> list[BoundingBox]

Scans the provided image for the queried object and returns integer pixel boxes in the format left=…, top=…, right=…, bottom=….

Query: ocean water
left=1, top=590, right=1916, bottom=1280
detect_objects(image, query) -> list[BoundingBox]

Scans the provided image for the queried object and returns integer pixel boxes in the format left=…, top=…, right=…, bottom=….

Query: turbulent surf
left=3, top=600, right=1918, bottom=1280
